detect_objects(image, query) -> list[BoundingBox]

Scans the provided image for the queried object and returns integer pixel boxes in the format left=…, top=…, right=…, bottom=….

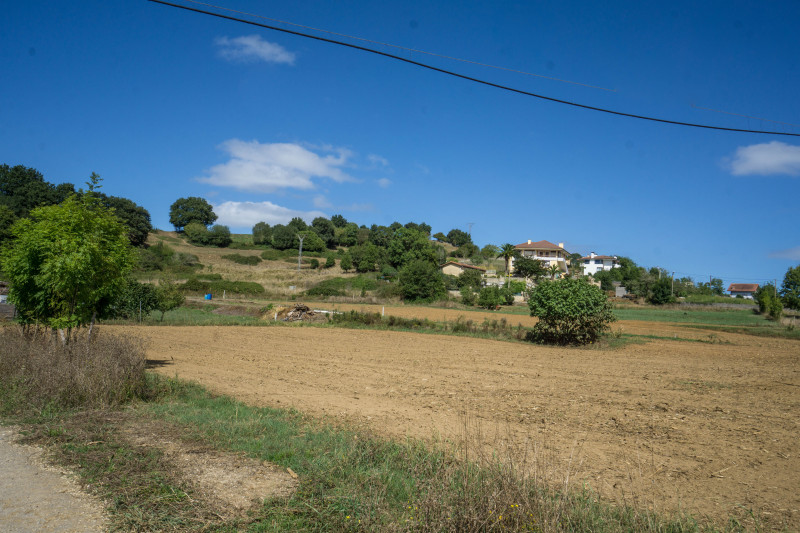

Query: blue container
left=205, top=293, right=212, bottom=300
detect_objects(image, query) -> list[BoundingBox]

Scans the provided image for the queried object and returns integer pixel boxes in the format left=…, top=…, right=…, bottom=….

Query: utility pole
left=467, top=222, right=474, bottom=236
left=297, top=235, right=305, bottom=272
left=671, top=271, right=675, bottom=297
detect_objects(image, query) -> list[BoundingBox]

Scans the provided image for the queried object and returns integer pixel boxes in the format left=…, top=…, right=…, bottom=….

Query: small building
left=440, top=261, right=487, bottom=277
left=581, top=252, right=619, bottom=276
left=728, top=283, right=759, bottom=299
left=512, top=240, right=569, bottom=276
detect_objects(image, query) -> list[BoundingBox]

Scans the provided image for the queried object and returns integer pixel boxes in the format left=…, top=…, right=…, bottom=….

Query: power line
left=178, top=0, right=616, bottom=92
left=148, top=0, right=800, bottom=138
left=690, top=104, right=800, bottom=129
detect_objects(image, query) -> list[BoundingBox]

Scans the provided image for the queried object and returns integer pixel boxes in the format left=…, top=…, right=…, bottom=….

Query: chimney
left=558, top=242, right=564, bottom=248
left=590, top=252, right=596, bottom=258
left=527, top=240, right=531, bottom=244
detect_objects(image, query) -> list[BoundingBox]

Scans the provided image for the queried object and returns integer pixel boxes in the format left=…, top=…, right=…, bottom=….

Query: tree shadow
left=145, top=358, right=174, bottom=369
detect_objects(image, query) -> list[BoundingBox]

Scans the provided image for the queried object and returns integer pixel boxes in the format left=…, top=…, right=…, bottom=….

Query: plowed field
left=108, top=309, right=800, bottom=529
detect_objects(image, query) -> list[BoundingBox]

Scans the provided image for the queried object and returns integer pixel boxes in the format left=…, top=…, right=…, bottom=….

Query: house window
left=595, top=260, right=602, bottom=264
left=584, top=260, right=590, bottom=264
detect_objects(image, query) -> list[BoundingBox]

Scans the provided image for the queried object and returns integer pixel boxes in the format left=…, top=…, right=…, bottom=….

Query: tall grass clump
left=0, top=327, right=147, bottom=411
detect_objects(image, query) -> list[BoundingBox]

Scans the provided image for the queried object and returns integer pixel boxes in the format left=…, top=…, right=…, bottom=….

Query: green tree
left=387, top=227, right=437, bottom=268
left=779, top=265, right=800, bottom=311
left=481, top=244, right=500, bottom=261
left=513, top=256, right=546, bottom=281
left=548, top=264, right=561, bottom=280
left=252, top=222, right=272, bottom=245
left=154, top=279, right=185, bottom=321
left=0, top=204, right=16, bottom=245
left=169, top=197, right=217, bottom=232
left=446, top=228, right=472, bottom=247
left=107, top=279, right=157, bottom=320
left=528, top=278, right=616, bottom=345
left=398, top=260, right=446, bottom=302
left=324, top=255, right=336, bottom=269
left=649, top=277, right=675, bottom=305
left=184, top=221, right=209, bottom=245
left=349, top=243, right=385, bottom=272
left=0, top=177, right=135, bottom=340
left=271, top=224, right=295, bottom=250
left=0, top=164, right=73, bottom=217
left=206, top=224, right=232, bottom=247
left=295, top=230, right=325, bottom=252
left=98, top=194, right=152, bottom=247
left=477, top=286, right=504, bottom=309
left=457, top=268, right=484, bottom=291
left=433, top=232, right=447, bottom=242
left=311, top=217, right=336, bottom=248
left=340, top=253, right=353, bottom=272
left=287, top=217, right=308, bottom=233
left=331, top=214, right=348, bottom=228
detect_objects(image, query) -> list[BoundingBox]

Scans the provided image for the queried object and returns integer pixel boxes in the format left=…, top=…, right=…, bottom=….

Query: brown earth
left=108, top=309, right=800, bottom=530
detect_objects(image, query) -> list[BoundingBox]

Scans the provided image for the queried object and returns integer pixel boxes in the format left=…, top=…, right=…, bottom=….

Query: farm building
left=728, top=283, right=759, bottom=299
left=440, top=261, right=487, bottom=277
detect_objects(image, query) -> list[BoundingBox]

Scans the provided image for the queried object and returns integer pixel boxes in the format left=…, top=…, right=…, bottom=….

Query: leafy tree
left=295, top=230, right=325, bottom=252
left=271, top=224, right=295, bottom=250
left=477, top=286, right=504, bottom=309
left=755, top=283, right=783, bottom=319
left=324, top=255, right=336, bottom=269
left=356, top=227, right=371, bottom=245
left=336, top=222, right=359, bottom=246
left=368, top=224, right=393, bottom=247
left=457, top=268, right=484, bottom=291
left=460, top=286, right=476, bottom=306
left=568, top=253, right=584, bottom=277
left=0, top=164, right=73, bottom=217
left=154, top=279, right=185, bottom=321
left=311, top=217, right=336, bottom=248
left=169, top=197, right=216, bottom=232
left=349, top=243, right=385, bottom=272
left=287, top=217, right=308, bottom=233
left=106, top=279, right=158, bottom=320
left=453, top=243, right=480, bottom=259
left=779, top=265, right=800, bottom=311
left=98, top=194, right=152, bottom=247
left=433, top=232, right=447, bottom=242
left=387, top=227, right=436, bottom=268
left=252, top=222, right=272, bottom=245
left=0, top=204, right=16, bottom=245
left=528, top=278, right=616, bottom=345
left=309, top=258, right=320, bottom=269
left=481, top=244, right=500, bottom=260
left=404, top=221, right=431, bottom=235
left=184, top=221, right=209, bottom=245
left=0, top=177, right=135, bottom=340
left=513, top=256, right=546, bottom=281
left=446, top=228, right=472, bottom=247
left=340, top=253, right=353, bottom=272
left=649, top=277, right=675, bottom=305
left=398, top=260, right=446, bottom=302
left=331, top=214, right=348, bottom=228
left=206, top=225, right=232, bottom=247
left=548, top=264, right=561, bottom=280
left=696, top=278, right=724, bottom=296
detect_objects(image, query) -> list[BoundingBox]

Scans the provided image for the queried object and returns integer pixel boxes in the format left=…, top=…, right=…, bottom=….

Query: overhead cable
left=148, top=0, right=800, bottom=137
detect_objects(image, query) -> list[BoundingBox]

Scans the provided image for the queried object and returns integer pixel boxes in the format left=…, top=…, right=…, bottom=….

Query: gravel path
left=0, top=426, right=107, bottom=533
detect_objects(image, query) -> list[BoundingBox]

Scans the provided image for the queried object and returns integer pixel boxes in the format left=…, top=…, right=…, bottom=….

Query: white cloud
left=377, top=178, right=391, bottom=188
left=769, top=246, right=800, bottom=260
left=368, top=154, right=389, bottom=167
left=214, top=201, right=325, bottom=228
left=199, top=139, right=356, bottom=193
left=728, top=141, right=800, bottom=176
left=215, top=35, right=295, bottom=64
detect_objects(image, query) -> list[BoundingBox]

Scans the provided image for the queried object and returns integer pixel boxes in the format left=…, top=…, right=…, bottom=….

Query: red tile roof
left=514, top=240, right=563, bottom=251
left=580, top=255, right=617, bottom=261
left=728, top=283, right=758, bottom=293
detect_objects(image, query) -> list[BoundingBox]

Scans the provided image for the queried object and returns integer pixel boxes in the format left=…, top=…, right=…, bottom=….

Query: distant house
left=581, top=252, right=619, bottom=276
left=512, top=240, right=569, bottom=276
left=728, top=283, right=759, bottom=299
left=440, top=261, right=487, bottom=277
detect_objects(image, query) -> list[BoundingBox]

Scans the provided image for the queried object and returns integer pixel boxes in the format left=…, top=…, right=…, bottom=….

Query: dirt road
left=109, top=318, right=800, bottom=529
left=0, top=426, right=106, bottom=533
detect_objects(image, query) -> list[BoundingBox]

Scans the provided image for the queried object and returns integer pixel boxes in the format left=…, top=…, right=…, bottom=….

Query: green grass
left=612, top=307, right=770, bottom=326
left=682, top=295, right=756, bottom=305
left=685, top=324, right=800, bottom=341
left=105, top=306, right=264, bottom=326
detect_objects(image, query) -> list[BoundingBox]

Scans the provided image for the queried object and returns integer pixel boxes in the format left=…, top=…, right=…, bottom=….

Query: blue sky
left=2, top=0, right=799, bottom=288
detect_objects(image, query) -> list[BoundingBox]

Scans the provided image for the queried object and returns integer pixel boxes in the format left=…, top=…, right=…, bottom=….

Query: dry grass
left=0, top=326, right=147, bottom=409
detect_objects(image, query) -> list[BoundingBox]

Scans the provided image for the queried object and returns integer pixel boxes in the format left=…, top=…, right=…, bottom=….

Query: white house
left=728, top=283, right=758, bottom=299
left=512, top=240, right=569, bottom=276
left=581, top=252, right=619, bottom=276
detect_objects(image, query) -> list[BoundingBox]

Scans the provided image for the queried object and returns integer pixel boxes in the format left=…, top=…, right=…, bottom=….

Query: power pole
left=297, top=235, right=305, bottom=272
left=671, top=271, right=675, bottom=297
left=467, top=222, right=474, bottom=236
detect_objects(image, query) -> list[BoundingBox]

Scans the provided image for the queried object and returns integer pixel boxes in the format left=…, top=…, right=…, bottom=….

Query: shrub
left=107, top=279, right=158, bottom=319
left=0, top=328, right=147, bottom=409
left=325, top=255, right=336, bottom=269
left=527, top=278, right=616, bottom=345
left=340, top=254, right=353, bottom=272
left=477, top=286, right=503, bottom=309
left=221, top=253, right=261, bottom=266
left=309, top=258, right=320, bottom=269
left=649, top=277, right=675, bottom=305
left=460, top=286, right=476, bottom=306
left=500, top=287, right=515, bottom=305
left=398, top=260, right=446, bottom=302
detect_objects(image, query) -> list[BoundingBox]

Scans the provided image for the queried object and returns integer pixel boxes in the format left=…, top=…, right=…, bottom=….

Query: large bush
left=398, top=260, right=446, bottom=302
left=527, top=278, right=616, bottom=345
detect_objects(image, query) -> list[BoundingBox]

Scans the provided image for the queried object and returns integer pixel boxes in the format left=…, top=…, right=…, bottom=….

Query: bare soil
left=108, top=311, right=800, bottom=529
